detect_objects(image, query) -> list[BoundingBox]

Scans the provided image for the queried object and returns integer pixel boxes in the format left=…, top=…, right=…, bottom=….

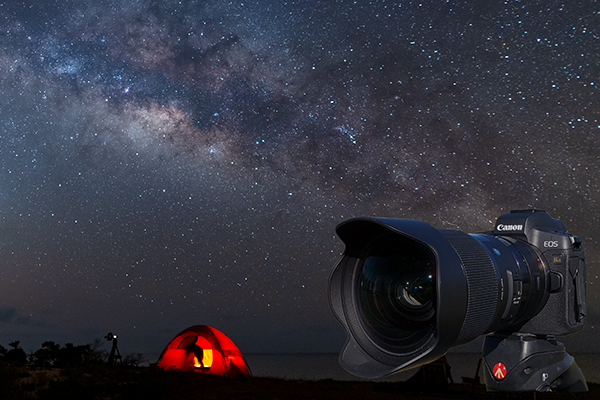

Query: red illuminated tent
left=156, top=325, right=251, bottom=378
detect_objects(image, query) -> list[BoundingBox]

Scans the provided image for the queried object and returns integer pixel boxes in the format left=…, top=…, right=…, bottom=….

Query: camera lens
left=358, top=235, right=436, bottom=350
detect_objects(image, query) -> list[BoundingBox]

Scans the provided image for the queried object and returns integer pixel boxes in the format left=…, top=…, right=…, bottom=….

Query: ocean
left=245, top=352, right=600, bottom=383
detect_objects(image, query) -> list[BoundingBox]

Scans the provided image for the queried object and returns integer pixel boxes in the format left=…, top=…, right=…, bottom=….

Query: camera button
left=534, top=276, right=542, bottom=292
left=548, top=272, right=563, bottom=293
left=514, top=280, right=523, bottom=296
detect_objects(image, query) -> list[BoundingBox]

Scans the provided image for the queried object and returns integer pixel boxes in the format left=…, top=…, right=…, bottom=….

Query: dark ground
left=1, top=365, right=598, bottom=400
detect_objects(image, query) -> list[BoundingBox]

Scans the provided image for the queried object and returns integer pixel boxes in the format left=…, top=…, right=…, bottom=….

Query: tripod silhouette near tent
left=105, top=332, right=122, bottom=365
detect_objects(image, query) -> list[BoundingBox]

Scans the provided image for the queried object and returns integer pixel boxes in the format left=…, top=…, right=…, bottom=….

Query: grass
left=1, top=364, right=598, bottom=400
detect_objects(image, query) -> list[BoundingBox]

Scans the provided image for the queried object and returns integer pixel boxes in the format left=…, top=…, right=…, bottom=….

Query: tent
left=156, top=325, right=251, bottom=378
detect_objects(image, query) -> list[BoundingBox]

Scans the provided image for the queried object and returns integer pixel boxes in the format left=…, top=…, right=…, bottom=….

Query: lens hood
left=328, top=217, right=470, bottom=377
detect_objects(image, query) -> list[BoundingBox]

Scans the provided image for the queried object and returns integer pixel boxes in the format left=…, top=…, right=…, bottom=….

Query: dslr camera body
left=489, top=209, right=585, bottom=335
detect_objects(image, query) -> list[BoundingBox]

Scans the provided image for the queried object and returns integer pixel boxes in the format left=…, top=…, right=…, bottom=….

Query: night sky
left=1, top=0, right=600, bottom=360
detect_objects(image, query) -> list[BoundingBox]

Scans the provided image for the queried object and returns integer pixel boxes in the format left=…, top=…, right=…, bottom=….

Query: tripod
left=105, top=332, right=122, bottom=366
left=481, top=332, right=587, bottom=392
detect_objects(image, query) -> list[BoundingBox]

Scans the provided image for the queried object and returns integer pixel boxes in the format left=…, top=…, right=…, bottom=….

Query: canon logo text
left=496, top=224, right=524, bottom=231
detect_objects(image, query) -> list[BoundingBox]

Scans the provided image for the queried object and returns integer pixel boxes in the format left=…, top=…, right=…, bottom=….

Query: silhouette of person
left=187, top=337, right=204, bottom=370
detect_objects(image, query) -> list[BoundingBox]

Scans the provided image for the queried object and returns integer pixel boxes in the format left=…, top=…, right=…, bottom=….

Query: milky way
left=1, top=0, right=600, bottom=357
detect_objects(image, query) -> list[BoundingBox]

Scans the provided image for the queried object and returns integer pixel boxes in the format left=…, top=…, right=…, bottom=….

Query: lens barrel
left=328, top=216, right=549, bottom=377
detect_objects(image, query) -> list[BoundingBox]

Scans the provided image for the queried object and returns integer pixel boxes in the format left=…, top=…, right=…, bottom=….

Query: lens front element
left=358, top=235, right=436, bottom=351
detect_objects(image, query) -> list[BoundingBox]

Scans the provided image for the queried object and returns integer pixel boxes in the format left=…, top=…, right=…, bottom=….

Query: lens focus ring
left=441, top=230, right=498, bottom=343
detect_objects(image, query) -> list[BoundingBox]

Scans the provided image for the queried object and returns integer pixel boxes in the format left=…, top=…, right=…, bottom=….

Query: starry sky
left=1, top=0, right=600, bottom=358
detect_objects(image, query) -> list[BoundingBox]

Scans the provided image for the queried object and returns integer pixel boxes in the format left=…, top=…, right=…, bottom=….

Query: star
left=0, top=0, right=598, bottom=365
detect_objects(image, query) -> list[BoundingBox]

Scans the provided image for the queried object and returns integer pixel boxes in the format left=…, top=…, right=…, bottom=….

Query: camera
left=328, top=209, right=586, bottom=380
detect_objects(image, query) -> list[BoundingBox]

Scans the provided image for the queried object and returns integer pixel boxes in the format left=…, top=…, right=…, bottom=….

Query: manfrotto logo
left=497, top=224, right=523, bottom=231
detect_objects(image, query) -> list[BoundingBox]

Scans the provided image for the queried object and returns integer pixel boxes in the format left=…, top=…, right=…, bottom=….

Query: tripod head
left=482, top=333, right=587, bottom=392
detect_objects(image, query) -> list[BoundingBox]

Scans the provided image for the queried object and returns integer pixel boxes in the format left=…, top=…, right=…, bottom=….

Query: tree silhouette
left=4, top=341, right=27, bottom=365
left=31, top=341, right=61, bottom=367
left=30, top=341, right=105, bottom=368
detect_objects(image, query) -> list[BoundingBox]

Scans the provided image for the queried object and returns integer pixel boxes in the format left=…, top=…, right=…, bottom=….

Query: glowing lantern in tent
left=156, top=325, right=251, bottom=378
